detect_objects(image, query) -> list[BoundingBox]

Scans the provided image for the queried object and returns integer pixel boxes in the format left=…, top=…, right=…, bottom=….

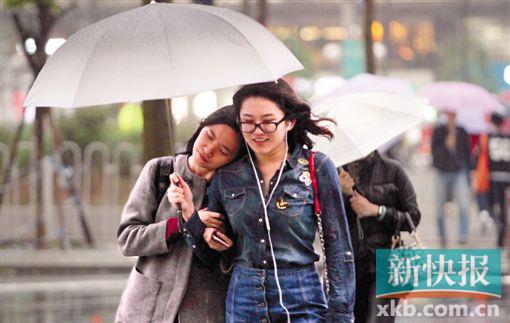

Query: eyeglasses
left=239, top=117, right=286, bottom=133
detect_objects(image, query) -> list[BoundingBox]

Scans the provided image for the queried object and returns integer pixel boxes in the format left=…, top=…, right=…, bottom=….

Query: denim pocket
left=221, top=188, right=246, bottom=215
left=276, top=186, right=310, bottom=217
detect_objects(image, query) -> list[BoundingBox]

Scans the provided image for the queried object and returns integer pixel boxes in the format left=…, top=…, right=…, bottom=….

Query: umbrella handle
left=170, top=175, right=183, bottom=211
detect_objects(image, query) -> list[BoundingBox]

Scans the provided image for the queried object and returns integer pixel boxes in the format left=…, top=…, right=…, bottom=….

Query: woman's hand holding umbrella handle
left=168, top=173, right=194, bottom=221
left=339, top=168, right=355, bottom=196
left=350, top=190, right=379, bottom=218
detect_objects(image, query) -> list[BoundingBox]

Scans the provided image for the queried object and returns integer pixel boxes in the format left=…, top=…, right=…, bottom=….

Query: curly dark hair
left=232, top=79, right=335, bottom=151
left=181, top=105, right=246, bottom=160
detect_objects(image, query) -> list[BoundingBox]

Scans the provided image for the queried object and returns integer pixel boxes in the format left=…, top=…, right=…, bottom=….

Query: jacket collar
left=239, top=144, right=305, bottom=170
left=286, top=144, right=305, bottom=169
left=345, top=150, right=382, bottom=183
left=174, top=154, right=208, bottom=190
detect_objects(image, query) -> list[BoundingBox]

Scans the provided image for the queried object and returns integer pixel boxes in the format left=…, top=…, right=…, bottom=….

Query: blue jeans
left=226, top=265, right=327, bottom=323
left=436, top=170, right=471, bottom=244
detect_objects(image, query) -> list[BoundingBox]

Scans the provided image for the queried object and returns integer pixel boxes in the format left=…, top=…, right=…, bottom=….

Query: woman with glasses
left=172, top=79, right=355, bottom=323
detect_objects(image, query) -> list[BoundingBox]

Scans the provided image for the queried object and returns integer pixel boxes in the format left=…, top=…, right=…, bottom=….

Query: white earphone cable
left=245, top=129, right=291, bottom=323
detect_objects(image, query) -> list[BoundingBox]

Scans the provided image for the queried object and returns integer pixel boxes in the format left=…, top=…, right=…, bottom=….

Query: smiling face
left=239, top=96, right=295, bottom=157
left=190, top=124, right=240, bottom=171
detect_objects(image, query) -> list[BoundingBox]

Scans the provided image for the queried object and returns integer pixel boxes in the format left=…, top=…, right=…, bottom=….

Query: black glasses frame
left=238, top=117, right=287, bottom=133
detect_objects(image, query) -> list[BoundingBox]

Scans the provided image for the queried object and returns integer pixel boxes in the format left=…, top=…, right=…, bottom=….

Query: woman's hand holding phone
left=203, top=227, right=233, bottom=252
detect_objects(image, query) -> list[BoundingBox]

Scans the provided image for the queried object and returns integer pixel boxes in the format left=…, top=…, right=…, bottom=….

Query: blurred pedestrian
left=472, top=132, right=492, bottom=234
left=486, top=113, right=510, bottom=247
left=339, top=150, right=421, bottom=323
left=431, top=111, right=472, bottom=247
left=115, top=106, right=244, bottom=322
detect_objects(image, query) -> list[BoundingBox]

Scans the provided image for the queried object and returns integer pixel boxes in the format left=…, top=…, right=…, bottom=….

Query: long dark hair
left=233, top=79, right=335, bottom=151
left=181, top=105, right=245, bottom=159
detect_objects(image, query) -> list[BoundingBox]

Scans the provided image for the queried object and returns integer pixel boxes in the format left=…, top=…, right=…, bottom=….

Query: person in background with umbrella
left=173, top=79, right=355, bottom=322
left=485, top=113, right=510, bottom=248
left=338, top=150, right=421, bottom=323
left=431, top=111, right=472, bottom=247
left=116, top=106, right=245, bottom=323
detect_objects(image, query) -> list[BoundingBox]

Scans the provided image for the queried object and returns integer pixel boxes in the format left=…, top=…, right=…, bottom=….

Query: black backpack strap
left=154, top=157, right=174, bottom=205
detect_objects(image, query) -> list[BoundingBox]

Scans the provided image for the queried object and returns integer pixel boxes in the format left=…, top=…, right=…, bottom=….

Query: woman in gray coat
left=115, top=106, right=244, bottom=323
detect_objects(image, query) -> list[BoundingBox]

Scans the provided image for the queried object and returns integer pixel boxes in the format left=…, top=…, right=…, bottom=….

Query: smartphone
left=212, top=231, right=230, bottom=247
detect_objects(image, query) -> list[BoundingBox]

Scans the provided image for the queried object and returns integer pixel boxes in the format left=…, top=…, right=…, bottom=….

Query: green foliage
left=56, top=105, right=125, bottom=150
left=4, top=0, right=57, bottom=9
left=118, top=103, right=143, bottom=135
left=0, top=122, right=54, bottom=169
left=283, top=36, right=316, bottom=78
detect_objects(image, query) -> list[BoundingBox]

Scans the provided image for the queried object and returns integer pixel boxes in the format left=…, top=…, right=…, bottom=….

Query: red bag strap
left=308, top=150, right=330, bottom=295
left=309, top=151, right=321, bottom=215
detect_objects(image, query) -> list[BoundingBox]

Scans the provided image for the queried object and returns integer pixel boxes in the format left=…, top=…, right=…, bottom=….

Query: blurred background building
left=2, top=0, right=509, bottom=125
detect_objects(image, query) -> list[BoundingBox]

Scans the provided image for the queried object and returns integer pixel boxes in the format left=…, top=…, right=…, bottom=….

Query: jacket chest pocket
left=221, top=188, right=246, bottom=216
left=275, top=186, right=311, bottom=218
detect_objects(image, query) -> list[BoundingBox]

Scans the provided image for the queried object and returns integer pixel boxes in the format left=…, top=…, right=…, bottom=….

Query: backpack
left=154, top=157, right=175, bottom=205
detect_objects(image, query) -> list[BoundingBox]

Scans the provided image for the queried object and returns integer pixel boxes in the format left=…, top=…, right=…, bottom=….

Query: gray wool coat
left=115, top=154, right=228, bottom=323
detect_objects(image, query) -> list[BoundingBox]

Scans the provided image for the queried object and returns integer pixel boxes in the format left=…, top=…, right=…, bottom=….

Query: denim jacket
left=184, top=145, right=355, bottom=322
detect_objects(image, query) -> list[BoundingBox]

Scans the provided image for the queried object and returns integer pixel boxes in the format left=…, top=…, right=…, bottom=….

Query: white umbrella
left=312, top=92, right=429, bottom=166
left=320, top=73, right=415, bottom=99
left=24, top=2, right=303, bottom=108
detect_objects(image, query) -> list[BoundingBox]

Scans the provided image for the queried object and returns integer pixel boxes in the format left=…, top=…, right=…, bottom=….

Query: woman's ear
left=286, top=120, right=296, bottom=131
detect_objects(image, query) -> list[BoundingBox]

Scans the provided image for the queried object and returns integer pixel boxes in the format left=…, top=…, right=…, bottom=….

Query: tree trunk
left=142, top=100, right=175, bottom=162
left=363, top=0, right=376, bottom=74
left=242, top=0, right=249, bottom=15
left=34, top=107, right=48, bottom=248
left=257, top=0, right=267, bottom=26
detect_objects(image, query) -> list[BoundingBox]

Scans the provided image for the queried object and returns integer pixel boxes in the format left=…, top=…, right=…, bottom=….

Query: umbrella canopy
left=321, top=73, right=415, bottom=98
left=499, top=89, right=510, bottom=107
left=24, top=2, right=303, bottom=108
left=312, top=92, right=429, bottom=166
left=455, top=109, right=489, bottom=134
left=417, top=81, right=503, bottom=114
